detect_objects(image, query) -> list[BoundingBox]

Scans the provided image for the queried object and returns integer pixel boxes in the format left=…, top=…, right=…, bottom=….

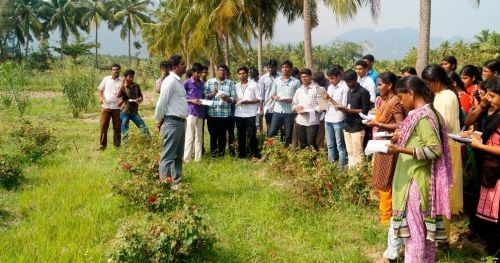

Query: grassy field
left=0, top=90, right=486, bottom=262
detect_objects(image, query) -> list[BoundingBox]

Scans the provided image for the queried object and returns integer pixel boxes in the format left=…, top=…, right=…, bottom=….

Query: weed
left=0, top=153, right=23, bottom=189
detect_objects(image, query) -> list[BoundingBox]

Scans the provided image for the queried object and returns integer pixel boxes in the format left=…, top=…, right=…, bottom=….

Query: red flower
left=167, top=177, right=174, bottom=183
left=121, top=162, right=132, bottom=170
left=149, top=195, right=156, bottom=204
left=266, top=138, right=274, bottom=145
left=326, top=182, right=333, bottom=191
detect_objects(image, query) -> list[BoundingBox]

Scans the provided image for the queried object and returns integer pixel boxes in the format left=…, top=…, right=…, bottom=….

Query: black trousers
left=265, top=112, right=273, bottom=130
left=267, top=113, right=295, bottom=147
left=207, top=116, right=229, bottom=157
left=227, top=116, right=236, bottom=154
left=235, top=116, right=260, bottom=158
left=296, top=124, right=319, bottom=150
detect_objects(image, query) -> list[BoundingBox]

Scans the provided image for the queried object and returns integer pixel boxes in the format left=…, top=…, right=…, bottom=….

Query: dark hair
left=267, top=59, right=278, bottom=67
left=355, top=60, right=368, bottom=68
left=448, top=72, right=466, bottom=93
left=185, top=68, right=192, bottom=78
left=281, top=60, right=293, bottom=68
left=327, top=66, right=342, bottom=77
left=330, top=64, right=344, bottom=72
left=237, top=66, right=248, bottom=73
left=342, top=69, right=357, bottom=81
left=483, top=76, right=500, bottom=94
left=299, top=68, right=312, bottom=77
left=202, top=65, right=209, bottom=71
left=442, top=56, right=457, bottom=71
left=249, top=67, right=259, bottom=81
left=123, top=69, right=135, bottom=77
left=362, top=54, right=375, bottom=62
left=160, top=60, right=172, bottom=70
left=378, top=72, right=397, bottom=89
left=460, top=65, right=482, bottom=84
left=401, top=66, right=417, bottom=75
left=111, top=63, right=121, bottom=70
left=169, top=55, right=183, bottom=67
left=484, top=60, right=500, bottom=75
left=395, top=76, right=433, bottom=103
left=191, top=63, right=203, bottom=73
left=217, top=64, right=229, bottom=72
left=312, top=71, right=327, bottom=87
left=291, top=67, right=300, bottom=79
left=421, top=64, right=451, bottom=86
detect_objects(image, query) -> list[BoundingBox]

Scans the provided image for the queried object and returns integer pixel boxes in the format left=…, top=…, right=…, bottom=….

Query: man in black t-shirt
left=336, top=69, right=370, bottom=168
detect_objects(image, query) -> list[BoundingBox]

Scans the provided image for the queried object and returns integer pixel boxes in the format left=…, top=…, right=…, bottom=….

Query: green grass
left=0, top=93, right=483, bottom=262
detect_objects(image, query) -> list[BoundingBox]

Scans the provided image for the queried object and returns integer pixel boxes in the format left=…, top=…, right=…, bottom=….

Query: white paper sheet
left=199, top=99, right=213, bottom=106
left=364, top=140, right=391, bottom=155
left=448, top=134, right=473, bottom=143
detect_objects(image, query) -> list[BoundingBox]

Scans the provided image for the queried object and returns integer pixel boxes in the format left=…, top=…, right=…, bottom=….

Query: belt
left=165, top=115, right=186, bottom=122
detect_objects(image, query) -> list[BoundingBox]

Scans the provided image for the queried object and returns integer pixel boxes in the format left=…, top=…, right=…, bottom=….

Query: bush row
left=265, top=138, right=372, bottom=207
left=109, top=132, right=215, bottom=262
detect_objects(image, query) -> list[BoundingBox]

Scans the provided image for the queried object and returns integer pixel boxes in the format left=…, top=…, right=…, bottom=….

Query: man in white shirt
left=97, top=63, right=122, bottom=150
left=155, top=55, right=188, bottom=185
left=355, top=60, right=376, bottom=106
left=292, top=68, right=325, bottom=150
left=235, top=66, right=262, bottom=159
left=322, top=66, right=349, bottom=168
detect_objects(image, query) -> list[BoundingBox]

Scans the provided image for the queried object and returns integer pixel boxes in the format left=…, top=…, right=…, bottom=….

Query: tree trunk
left=60, top=35, right=64, bottom=62
left=128, top=27, right=131, bottom=65
left=257, top=9, right=263, bottom=75
left=416, top=0, right=431, bottom=76
left=222, top=32, right=230, bottom=68
left=303, top=0, right=313, bottom=69
left=25, top=20, right=29, bottom=58
left=95, top=22, right=99, bottom=69
left=209, top=55, right=215, bottom=79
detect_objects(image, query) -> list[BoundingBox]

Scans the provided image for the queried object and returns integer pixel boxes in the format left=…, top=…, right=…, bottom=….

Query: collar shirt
left=358, top=75, right=376, bottom=104
left=271, top=76, right=300, bottom=114
left=98, top=75, right=122, bottom=109
left=292, top=84, right=325, bottom=126
left=258, top=72, right=281, bottom=114
left=119, top=82, right=142, bottom=115
left=235, top=81, right=262, bottom=118
left=325, top=80, right=349, bottom=123
left=204, top=78, right=236, bottom=118
left=344, top=84, right=371, bottom=133
left=184, top=77, right=206, bottom=118
left=154, top=72, right=188, bottom=123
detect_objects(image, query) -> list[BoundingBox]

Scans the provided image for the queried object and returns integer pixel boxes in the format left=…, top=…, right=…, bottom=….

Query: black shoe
left=97, top=145, right=106, bottom=151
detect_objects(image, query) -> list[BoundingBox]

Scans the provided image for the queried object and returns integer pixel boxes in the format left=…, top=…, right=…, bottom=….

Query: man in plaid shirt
left=267, top=60, right=301, bottom=146
left=204, top=64, right=236, bottom=158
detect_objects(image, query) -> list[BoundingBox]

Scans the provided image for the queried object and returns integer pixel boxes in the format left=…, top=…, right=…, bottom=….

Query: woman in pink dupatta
left=386, top=76, right=453, bottom=262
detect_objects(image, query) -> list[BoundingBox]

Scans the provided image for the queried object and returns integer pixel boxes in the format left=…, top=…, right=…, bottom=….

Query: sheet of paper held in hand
left=199, top=99, right=213, bottom=106
left=318, top=98, right=329, bottom=111
left=364, top=140, right=391, bottom=155
left=447, top=134, right=473, bottom=143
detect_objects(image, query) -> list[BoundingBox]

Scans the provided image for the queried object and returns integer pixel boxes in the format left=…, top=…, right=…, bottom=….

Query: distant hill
left=332, top=28, right=472, bottom=60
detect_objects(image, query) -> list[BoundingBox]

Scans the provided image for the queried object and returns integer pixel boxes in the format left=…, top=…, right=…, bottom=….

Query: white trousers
left=343, top=130, right=365, bottom=168
left=183, top=115, right=204, bottom=162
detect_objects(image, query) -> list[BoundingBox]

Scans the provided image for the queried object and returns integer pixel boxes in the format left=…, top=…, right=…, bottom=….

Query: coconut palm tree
left=80, top=0, right=109, bottom=68
left=108, top=0, right=151, bottom=65
left=39, top=0, right=82, bottom=61
left=296, top=0, right=379, bottom=69
left=9, top=0, right=44, bottom=58
left=416, top=0, right=480, bottom=75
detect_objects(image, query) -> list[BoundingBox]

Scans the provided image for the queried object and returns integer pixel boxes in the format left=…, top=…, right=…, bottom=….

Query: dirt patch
left=26, top=91, right=62, bottom=99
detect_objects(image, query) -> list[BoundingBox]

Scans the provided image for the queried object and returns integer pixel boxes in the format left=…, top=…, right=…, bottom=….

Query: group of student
left=98, top=53, right=500, bottom=262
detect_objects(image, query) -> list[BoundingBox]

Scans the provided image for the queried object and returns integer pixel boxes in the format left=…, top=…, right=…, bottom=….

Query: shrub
left=0, top=153, right=24, bottom=189
left=109, top=205, right=216, bottom=263
left=10, top=120, right=57, bottom=162
left=59, top=64, right=97, bottom=117
left=265, top=139, right=372, bottom=207
left=0, top=62, right=30, bottom=116
left=113, top=131, right=188, bottom=212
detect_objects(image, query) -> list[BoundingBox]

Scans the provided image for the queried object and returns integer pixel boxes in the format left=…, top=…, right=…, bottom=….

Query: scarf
left=397, top=104, right=453, bottom=219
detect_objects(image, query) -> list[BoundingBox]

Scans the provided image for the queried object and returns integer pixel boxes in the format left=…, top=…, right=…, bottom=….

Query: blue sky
left=54, top=0, right=500, bottom=57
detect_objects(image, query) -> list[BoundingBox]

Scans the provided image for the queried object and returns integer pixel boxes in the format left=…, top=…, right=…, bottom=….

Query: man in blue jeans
left=322, top=66, right=349, bottom=168
left=117, top=69, right=151, bottom=140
